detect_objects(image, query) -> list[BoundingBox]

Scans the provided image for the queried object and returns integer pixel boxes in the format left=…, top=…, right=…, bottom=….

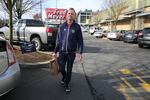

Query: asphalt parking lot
left=1, top=33, right=150, bottom=100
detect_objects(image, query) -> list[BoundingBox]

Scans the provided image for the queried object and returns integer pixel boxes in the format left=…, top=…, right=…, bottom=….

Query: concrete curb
left=19, top=60, right=50, bottom=66
left=19, top=60, right=50, bottom=68
left=19, top=51, right=53, bottom=68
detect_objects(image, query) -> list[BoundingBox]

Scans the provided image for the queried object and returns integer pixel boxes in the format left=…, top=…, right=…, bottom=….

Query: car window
left=143, top=28, right=150, bottom=34
left=47, top=24, right=59, bottom=28
left=127, top=32, right=133, bottom=34
left=112, top=30, right=118, bottom=32
left=26, top=20, right=44, bottom=27
left=18, top=20, right=23, bottom=27
left=0, top=41, right=6, bottom=52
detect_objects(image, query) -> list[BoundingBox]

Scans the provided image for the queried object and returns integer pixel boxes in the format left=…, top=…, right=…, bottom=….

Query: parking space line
left=137, top=69, right=150, bottom=76
left=120, top=77, right=138, bottom=93
left=131, top=72, right=147, bottom=83
left=120, top=68, right=132, bottom=75
left=119, top=83, right=132, bottom=100
left=120, top=68, right=149, bottom=83
left=139, top=83, right=150, bottom=92
left=128, top=69, right=150, bottom=93
left=120, top=68, right=150, bottom=93
left=107, top=70, right=146, bottom=99
left=107, top=71, right=133, bottom=99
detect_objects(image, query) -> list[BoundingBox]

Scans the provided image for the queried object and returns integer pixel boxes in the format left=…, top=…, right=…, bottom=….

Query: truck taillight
left=6, top=43, right=16, bottom=66
left=46, top=28, right=53, bottom=36
left=138, top=32, right=143, bottom=37
left=134, top=33, right=138, bottom=37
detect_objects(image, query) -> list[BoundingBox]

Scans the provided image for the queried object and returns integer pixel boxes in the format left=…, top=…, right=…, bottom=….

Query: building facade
left=96, top=0, right=150, bottom=31
left=77, top=9, right=92, bottom=25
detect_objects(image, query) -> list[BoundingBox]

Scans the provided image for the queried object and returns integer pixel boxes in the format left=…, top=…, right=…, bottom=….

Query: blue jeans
left=58, top=52, right=76, bottom=86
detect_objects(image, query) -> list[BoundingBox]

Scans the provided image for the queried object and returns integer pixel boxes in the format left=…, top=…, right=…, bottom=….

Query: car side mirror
left=4, top=23, right=9, bottom=27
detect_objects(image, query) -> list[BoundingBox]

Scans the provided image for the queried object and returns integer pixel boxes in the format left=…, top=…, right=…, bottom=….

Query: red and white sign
left=45, top=8, right=67, bottom=20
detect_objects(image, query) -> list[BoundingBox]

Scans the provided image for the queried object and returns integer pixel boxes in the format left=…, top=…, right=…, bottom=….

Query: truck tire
left=138, top=43, right=144, bottom=48
left=31, top=37, right=41, bottom=50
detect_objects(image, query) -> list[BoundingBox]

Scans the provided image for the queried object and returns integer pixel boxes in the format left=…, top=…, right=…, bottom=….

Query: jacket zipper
left=66, top=28, right=69, bottom=52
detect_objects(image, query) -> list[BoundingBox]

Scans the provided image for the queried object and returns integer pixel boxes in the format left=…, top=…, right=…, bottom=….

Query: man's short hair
left=68, top=8, right=76, bottom=15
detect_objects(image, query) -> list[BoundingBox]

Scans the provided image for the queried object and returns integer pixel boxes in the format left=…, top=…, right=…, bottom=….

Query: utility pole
left=56, top=0, right=57, bottom=8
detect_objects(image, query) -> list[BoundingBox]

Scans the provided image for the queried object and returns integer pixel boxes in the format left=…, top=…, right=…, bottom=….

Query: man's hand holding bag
left=49, top=54, right=59, bottom=75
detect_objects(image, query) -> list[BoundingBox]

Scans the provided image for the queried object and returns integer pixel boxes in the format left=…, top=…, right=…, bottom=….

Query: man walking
left=54, top=8, right=83, bottom=93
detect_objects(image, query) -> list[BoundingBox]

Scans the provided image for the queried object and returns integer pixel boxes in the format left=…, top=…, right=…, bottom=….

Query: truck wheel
left=31, top=37, right=41, bottom=50
left=119, top=36, right=123, bottom=41
left=138, top=43, right=144, bottom=48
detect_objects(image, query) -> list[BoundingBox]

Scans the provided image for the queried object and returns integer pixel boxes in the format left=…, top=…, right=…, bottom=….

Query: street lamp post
left=56, top=0, right=57, bottom=8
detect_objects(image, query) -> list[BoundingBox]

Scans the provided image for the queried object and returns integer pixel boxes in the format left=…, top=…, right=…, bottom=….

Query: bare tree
left=0, top=0, right=45, bottom=20
left=103, top=0, right=128, bottom=30
left=13, top=0, right=45, bottom=20
left=1, top=0, right=16, bottom=46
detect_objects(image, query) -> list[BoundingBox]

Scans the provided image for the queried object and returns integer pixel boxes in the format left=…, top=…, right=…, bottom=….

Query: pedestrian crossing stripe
left=139, top=83, right=150, bottom=92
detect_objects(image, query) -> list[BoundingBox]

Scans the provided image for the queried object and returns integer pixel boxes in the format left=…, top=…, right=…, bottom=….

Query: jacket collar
left=64, top=20, right=76, bottom=28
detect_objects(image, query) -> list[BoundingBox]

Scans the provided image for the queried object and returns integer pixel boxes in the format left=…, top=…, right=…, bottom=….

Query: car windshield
left=96, top=30, right=102, bottom=32
left=0, top=40, right=6, bottom=52
left=47, top=24, right=59, bottom=28
left=143, top=28, right=150, bottom=34
left=112, top=30, right=118, bottom=33
left=127, top=32, right=133, bottom=34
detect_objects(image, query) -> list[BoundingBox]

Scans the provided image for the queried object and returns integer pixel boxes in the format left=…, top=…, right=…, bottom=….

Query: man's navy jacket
left=54, top=21, right=83, bottom=54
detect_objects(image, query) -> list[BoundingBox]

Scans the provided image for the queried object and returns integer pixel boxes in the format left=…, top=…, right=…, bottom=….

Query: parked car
left=0, top=32, right=5, bottom=39
left=107, top=30, right=125, bottom=40
left=138, top=28, right=150, bottom=48
left=89, top=27, right=100, bottom=35
left=89, top=27, right=96, bottom=34
left=82, top=28, right=88, bottom=32
left=123, top=30, right=141, bottom=43
left=101, top=30, right=109, bottom=37
left=93, top=30, right=104, bottom=38
left=45, top=23, right=59, bottom=48
left=0, top=26, right=9, bottom=40
left=0, top=19, right=59, bottom=50
left=0, top=36, right=20, bottom=96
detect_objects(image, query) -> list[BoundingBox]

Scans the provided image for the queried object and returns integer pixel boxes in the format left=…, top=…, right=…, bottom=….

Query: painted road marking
left=128, top=70, right=150, bottom=93
left=120, top=68, right=150, bottom=93
left=120, top=77, right=138, bottom=93
left=139, top=83, right=150, bottom=92
left=108, top=70, right=146, bottom=99
left=107, top=71, right=132, bottom=99
left=119, top=83, right=132, bottom=100
left=120, top=68, right=132, bottom=75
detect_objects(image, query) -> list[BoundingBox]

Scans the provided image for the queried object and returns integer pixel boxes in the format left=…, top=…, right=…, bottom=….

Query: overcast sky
left=42, top=0, right=104, bottom=12
left=0, top=0, right=105, bottom=20
left=25, top=0, right=105, bottom=19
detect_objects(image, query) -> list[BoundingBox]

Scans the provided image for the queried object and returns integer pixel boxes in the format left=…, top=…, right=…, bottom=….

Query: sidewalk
left=17, top=59, right=94, bottom=100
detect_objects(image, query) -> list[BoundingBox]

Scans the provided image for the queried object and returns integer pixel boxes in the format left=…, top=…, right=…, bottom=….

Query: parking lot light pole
left=56, top=0, right=57, bottom=8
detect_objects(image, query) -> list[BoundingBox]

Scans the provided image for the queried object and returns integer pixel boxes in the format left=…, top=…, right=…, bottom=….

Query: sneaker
left=60, top=77, right=65, bottom=86
left=60, top=80, right=65, bottom=86
left=65, top=85, right=71, bottom=93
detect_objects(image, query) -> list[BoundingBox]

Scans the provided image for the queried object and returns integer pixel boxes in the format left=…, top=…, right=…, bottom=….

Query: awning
left=136, top=12, right=150, bottom=17
left=124, top=9, right=143, bottom=15
left=100, top=19, right=113, bottom=23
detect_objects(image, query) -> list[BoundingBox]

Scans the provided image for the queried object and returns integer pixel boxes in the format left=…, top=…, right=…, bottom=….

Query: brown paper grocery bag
left=49, top=57, right=59, bottom=75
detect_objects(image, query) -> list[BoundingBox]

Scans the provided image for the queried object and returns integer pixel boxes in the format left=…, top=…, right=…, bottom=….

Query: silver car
left=0, top=37, right=20, bottom=96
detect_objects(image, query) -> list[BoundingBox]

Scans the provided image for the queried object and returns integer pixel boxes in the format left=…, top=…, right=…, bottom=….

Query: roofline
left=136, top=12, right=150, bottom=17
